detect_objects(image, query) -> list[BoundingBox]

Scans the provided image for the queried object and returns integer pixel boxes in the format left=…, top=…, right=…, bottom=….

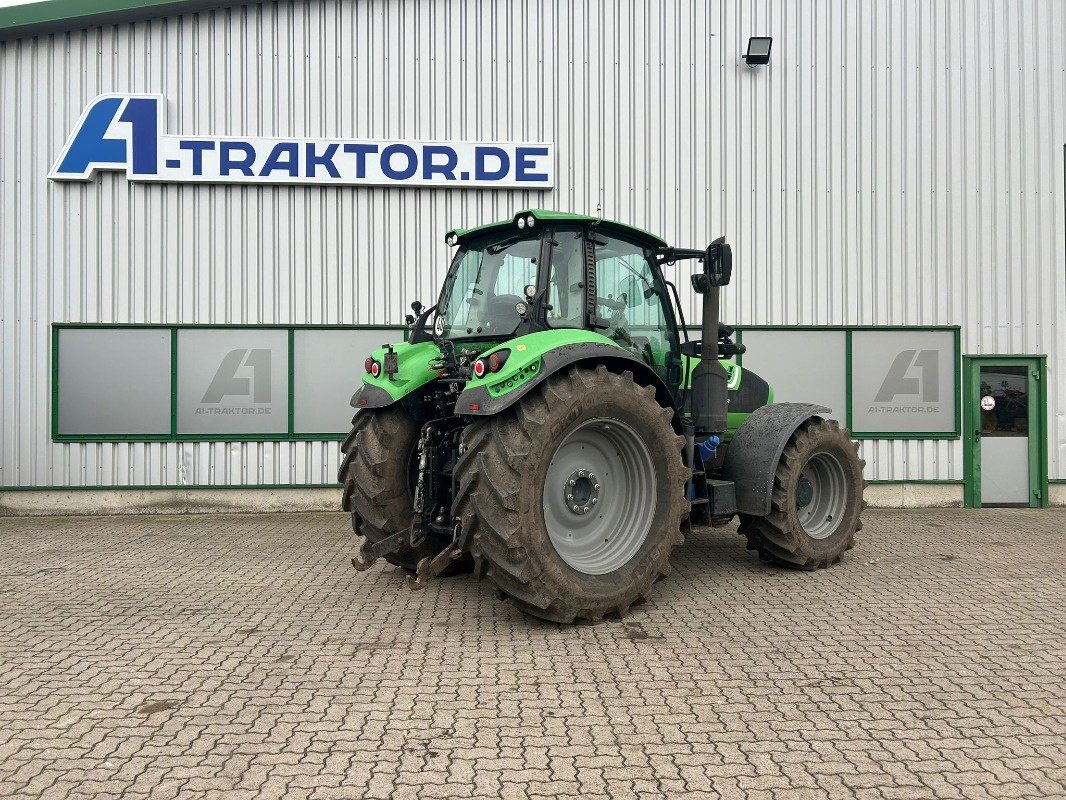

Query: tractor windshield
left=436, top=231, right=541, bottom=340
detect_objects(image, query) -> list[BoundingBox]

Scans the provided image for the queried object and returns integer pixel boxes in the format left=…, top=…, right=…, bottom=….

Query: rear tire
left=737, top=418, right=866, bottom=569
left=339, top=406, right=451, bottom=572
left=453, top=366, right=688, bottom=623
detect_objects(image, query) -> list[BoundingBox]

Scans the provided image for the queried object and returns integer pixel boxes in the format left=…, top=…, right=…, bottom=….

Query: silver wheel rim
left=542, top=418, right=656, bottom=575
left=796, top=452, right=848, bottom=540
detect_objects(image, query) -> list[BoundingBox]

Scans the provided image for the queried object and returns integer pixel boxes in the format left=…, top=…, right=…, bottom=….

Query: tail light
left=473, top=349, right=510, bottom=379
left=365, top=357, right=381, bottom=378
left=364, top=357, right=375, bottom=373
left=487, top=350, right=509, bottom=372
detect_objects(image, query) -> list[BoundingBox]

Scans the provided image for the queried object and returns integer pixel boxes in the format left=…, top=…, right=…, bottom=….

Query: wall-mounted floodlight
left=743, top=36, right=772, bottom=66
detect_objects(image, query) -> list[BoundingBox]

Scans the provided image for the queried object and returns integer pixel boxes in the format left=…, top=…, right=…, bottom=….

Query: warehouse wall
left=1, top=0, right=1063, bottom=489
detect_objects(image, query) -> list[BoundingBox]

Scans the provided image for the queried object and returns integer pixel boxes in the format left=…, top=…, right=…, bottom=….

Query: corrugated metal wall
left=1, top=0, right=1063, bottom=488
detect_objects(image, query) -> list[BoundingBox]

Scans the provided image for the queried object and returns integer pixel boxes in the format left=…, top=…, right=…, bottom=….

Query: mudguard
left=722, top=402, right=832, bottom=517
left=456, top=342, right=674, bottom=416
left=350, top=383, right=396, bottom=410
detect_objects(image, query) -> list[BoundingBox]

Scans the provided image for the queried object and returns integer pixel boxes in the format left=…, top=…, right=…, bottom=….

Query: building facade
left=1, top=0, right=1063, bottom=511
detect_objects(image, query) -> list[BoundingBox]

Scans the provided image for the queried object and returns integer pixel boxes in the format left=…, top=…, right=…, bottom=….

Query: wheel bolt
left=566, top=494, right=573, bottom=502
left=572, top=505, right=580, bottom=513
left=594, top=484, right=600, bottom=490
left=578, top=470, right=586, bottom=478
left=589, top=473, right=596, bottom=481
left=582, top=507, right=589, bottom=514
left=569, top=479, right=576, bottom=486
left=591, top=498, right=598, bottom=505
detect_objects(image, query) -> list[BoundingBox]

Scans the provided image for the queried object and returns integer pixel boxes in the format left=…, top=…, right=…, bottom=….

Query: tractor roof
left=447, top=210, right=669, bottom=248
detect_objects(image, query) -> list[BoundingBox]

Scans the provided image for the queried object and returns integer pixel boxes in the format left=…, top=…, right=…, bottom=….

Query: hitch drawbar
left=350, top=519, right=472, bottom=590
left=409, top=521, right=473, bottom=590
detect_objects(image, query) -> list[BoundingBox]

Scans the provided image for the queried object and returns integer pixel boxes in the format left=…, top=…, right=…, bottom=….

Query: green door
left=963, top=356, right=1048, bottom=508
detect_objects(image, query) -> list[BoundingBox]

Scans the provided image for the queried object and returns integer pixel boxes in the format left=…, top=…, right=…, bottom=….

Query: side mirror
left=705, top=237, right=732, bottom=287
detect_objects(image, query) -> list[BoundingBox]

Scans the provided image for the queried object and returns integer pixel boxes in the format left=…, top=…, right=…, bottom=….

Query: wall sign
left=50, top=94, right=554, bottom=188
left=850, top=329, right=957, bottom=435
left=176, top=329, right=289, bottom=435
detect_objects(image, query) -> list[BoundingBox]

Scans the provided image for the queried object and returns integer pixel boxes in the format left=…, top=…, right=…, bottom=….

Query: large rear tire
left=338, top=406, right=450, bottom=571
left=737, top=418, right=865, bottom=569
left=453, top=366, right=688, bottom=623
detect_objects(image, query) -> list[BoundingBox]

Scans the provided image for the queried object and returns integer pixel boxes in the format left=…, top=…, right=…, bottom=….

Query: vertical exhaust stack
left=690, top=237, right=732, bottom=436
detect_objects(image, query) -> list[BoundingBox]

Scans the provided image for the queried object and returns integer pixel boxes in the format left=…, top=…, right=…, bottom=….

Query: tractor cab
left=431, top=211, right=694, bottom=396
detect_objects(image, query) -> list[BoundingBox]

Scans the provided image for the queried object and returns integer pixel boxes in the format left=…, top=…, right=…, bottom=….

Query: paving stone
left=0, top=509, right=1063, bottom=798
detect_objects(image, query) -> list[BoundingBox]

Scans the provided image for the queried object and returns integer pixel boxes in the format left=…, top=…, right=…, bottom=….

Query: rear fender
left=350, top=340, right=441, bottom=411
left=456, top=342, right=677, bottom=419
left=722, top=402, right=832, bottom=516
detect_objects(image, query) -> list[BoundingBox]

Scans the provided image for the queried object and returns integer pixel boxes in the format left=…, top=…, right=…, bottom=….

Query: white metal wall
left=1, top=0, right=1063, bottom=488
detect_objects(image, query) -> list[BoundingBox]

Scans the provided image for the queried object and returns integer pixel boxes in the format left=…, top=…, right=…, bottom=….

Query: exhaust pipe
left=689, top=238, right=732, bottom=436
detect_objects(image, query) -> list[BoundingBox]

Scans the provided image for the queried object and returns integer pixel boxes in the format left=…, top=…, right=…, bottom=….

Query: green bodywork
left=361, top=340, right=443, bottom=401
left=361, top=329, right=769, bottom=435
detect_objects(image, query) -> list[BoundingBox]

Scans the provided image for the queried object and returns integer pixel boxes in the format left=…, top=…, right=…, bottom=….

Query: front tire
left=453, top=366, right=688, bottom=623
left=737, top=418, right=865, bottom=569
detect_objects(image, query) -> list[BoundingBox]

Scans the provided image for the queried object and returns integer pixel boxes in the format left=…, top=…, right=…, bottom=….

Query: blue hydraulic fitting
left=697, top=435, right=721, bottom=464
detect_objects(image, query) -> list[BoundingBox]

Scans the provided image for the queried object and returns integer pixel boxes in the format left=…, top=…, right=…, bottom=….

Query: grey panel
left=177, top=329, right=289, bottom=435
left=851, top=331, right=956, bottom=434
left=740, top=330, right=847, bottom=421
left=981, top=437, right=1030, bottom=504
left=293, top=329, right=396, bottom=434
left=56, top=328, right=171, bottom=435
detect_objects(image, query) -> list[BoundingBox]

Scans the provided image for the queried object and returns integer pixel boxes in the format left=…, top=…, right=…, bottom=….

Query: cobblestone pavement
left=1, top=509, right=1064, bottom=800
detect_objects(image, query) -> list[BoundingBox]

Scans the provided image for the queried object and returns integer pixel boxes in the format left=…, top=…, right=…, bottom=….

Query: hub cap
left=796, top=452, right=848, bottom=540
left=542, top=418, right=656, bottom=575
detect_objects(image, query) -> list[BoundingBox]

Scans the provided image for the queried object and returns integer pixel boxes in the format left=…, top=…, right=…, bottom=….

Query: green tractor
left=340, top=210, right=865, bottom=623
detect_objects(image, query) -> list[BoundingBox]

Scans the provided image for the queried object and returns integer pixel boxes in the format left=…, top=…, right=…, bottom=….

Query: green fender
left=454, top=330, right=675, bottom=416
left=350, top=340, right=440, bottom=410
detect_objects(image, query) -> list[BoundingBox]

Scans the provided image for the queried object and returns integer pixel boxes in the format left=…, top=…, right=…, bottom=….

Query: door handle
left=974, top=429, right=982, bottom=439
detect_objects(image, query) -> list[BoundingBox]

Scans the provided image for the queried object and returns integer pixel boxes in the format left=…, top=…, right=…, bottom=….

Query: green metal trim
left=52, top=323, right=404, bottom=330
left=0, top=0, right=242, bottom=41
left=844, top=329, right=853, bottom=430
left=867, top=479, right=964, bottom=485
left=954, top=327, right=963, bottom=436
left=51, top=323, right=403, bottom=443
left=50, top=325, right=61, bottom=440
left=962, top=355, right=1048, bottom=508
left=0, top=483, right=339, bottom=492
left=734, top=324, right=960, bottom=332
left=852, top=432, right=959, bottom=441
left=287, top=329, right=296, bottom=437
left=169, top=328, right=178, bottom=437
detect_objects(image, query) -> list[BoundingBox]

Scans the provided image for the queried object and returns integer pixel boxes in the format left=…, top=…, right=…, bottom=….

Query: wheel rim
left=796, top=452, right=848, bottom=539
left=542, top=418, right=657, bottom=575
